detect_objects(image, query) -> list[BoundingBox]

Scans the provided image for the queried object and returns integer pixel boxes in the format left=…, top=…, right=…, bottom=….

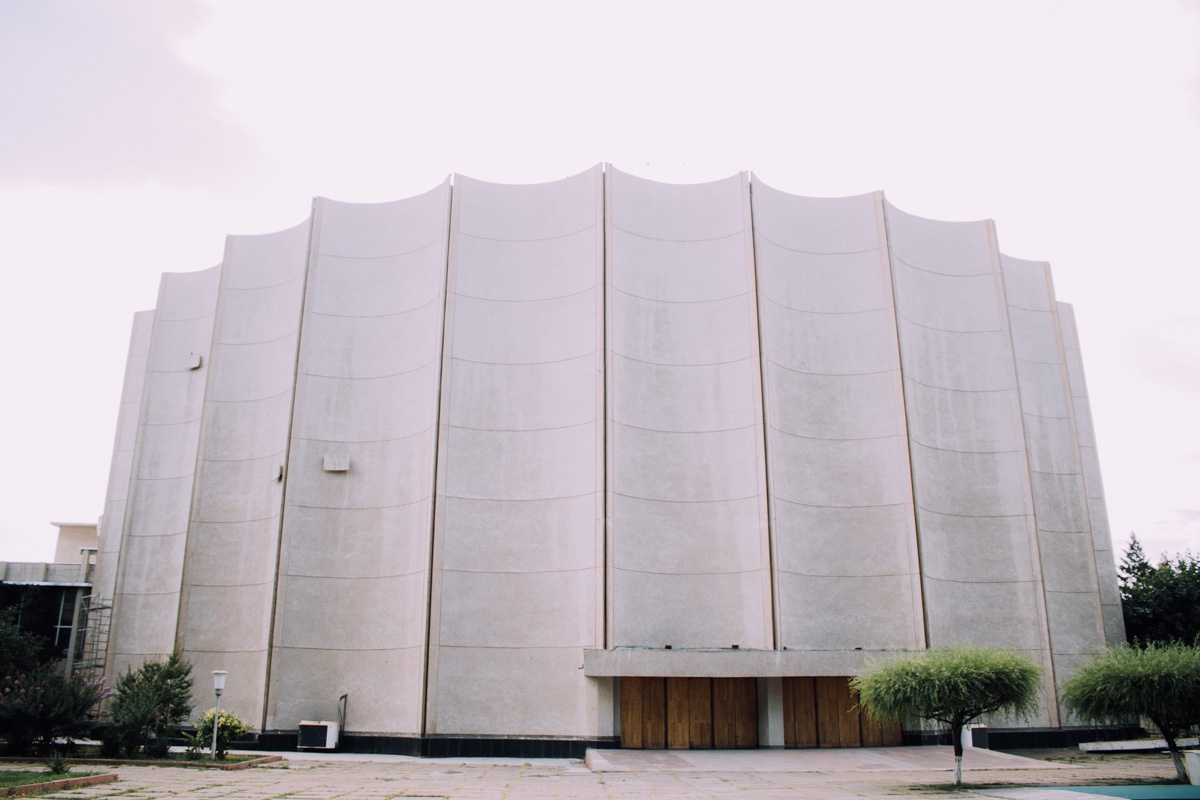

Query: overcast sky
left=1, top=0, right=1197, bottom=567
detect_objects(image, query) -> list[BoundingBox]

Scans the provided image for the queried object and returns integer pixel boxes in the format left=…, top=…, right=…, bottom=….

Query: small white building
left=94, top=167, right=1123, bottom=756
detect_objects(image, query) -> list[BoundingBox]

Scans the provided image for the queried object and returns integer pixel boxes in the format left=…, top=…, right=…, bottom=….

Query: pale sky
left=1, top=0, right=1197, bottom=566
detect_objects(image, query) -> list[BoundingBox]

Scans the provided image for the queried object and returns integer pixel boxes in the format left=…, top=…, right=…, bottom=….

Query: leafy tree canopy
left=1061, top=642, right=1200, bottom=782
left=1120, top=534, right=1200, bottom=645
left=852, top=645, right=1042, bottom=784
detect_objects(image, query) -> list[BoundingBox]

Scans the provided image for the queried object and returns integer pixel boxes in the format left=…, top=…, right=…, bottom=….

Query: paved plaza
left=11, top=747, right=1187, bottom=800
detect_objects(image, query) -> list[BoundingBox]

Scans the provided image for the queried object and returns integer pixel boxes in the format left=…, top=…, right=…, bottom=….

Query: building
left=0, top=523, right=100, bottom=677
left=95, top=166, right=1123, bottom=755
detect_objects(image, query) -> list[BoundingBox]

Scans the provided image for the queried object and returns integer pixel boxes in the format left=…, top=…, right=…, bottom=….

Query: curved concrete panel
left=761, top=255, right=889, bottom=316
left=450, top=288, right=596, bottom=364
left=1057, top=302, right=1123, bottom=644
left=612, top=571, right=768, bottom=648
left=437, top=570, right=595, bottom=647
left=178, top=220, right=310, bottom=728
left=301, top=302, right=443, bottom=379
left=611, top=357, right=758, bottom=432
left=283, top=505, right=431, bottom=579
left=95, top=310, right=153, bottom=611
left=1000, top=255, right=1107, bottom=714
left=886, top=203, right=1056, bottom=724
left=109, top=266, right=220, bottom=677
left=287, top=435, right=436, bottom=510
left=293, top=368, right=440, bottom=442
left=441, top=496, right=597, bottom=573
left=442, top=424, right=596, bottom=500
left=753, top=182, right=922, bottom=652
left=453, top=233, right=597, bottom=300
left=427, top=167, right=605, bottom=738
left=612, top=496, right=765, bottom=574
left=267, top=182, right=451, bottom=737
left=433, top=647, right=603, bottom=736
left=771, top=434, right=911, bottom=507
left=607, top=168, right=771, bottom=651
left=446, top=358, right=596, bottom=431
left=96, top=312, right=155, bottom=675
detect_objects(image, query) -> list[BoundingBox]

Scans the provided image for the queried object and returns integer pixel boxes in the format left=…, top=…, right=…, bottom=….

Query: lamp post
left=211, top=671, right=227, bottom=759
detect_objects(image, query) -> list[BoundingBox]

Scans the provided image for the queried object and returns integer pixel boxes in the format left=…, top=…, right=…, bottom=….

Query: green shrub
left=0, top=665, right=107, bottom=755
left=43, top=749, right=70, bottom=775
left=191, top=708, right=250, bottom=760
left=107, top=651, right=194, bottom=758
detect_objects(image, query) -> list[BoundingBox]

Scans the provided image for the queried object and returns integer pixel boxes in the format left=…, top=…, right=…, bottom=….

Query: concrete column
left=757, top=677, right=785, bottom=748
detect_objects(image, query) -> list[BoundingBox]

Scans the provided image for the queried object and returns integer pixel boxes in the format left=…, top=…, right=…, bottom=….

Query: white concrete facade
left=96, top=166, right=1122, bottom=746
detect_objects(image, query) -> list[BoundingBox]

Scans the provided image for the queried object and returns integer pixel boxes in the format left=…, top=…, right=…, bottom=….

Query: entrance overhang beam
left=583, top=648, right=915, bottom=678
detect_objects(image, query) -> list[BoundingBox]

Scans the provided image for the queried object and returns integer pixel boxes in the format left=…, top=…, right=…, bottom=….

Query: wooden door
left=783, top=676, right=902, bottom=748
left=782, top=677, right=818, bottom=748
left=620, top=677, right=757, bottom=749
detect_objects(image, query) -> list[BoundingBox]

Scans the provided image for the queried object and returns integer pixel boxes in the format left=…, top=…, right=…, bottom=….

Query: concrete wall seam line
left=425, top=174, right=463, bottom=738
left=259, top=203, right=318, bottom=733
left=747, top=174, right=781, bottom=652
left=603, top=163, right=616, bottom=654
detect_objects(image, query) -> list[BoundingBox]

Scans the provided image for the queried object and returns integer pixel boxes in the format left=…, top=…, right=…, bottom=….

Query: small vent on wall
left=186, top=352, right=203, bottom=370
left=323, top=454, right=350, bottom=473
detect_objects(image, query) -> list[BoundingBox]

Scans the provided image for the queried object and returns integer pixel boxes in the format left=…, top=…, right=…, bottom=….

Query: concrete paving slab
left=18, top=748, right=1179, bottom=800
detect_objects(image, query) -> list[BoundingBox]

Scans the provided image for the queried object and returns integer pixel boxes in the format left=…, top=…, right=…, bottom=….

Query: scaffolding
left=74, top=594, right=110, bottom=677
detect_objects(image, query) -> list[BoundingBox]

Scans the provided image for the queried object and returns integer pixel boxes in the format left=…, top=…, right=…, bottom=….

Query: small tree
left=1061, top=642, right=1200, bottom=782
left=108, top=652, right=194, bottom=757
left=851, top=645, right=1042, bottom=785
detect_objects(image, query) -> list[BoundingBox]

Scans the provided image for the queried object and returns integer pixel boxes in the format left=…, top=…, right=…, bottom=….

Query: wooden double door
left=620, top=677, right=758, bottom=749
left=783, top=676, right=903, bottom=748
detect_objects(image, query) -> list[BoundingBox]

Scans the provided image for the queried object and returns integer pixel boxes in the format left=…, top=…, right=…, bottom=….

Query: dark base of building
left=904, top=725, right=1143, bottom=750
left=253, top=732, right=620, bottom=759
left=246, top=725, right=1140, bottom=758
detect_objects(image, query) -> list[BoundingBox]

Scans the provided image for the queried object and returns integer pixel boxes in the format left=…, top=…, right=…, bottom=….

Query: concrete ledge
left=0, top=755, right=282, bottom=770
left=1080, top=738, right=1199, bottom=753
left=0, top=772, right=117, bottom=796
left=585, top=746, right=1069, bottom=773
left=583, top=647, right=900, bottom=677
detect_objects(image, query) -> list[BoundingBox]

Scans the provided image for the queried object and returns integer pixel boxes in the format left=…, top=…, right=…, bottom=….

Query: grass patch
left=0, top=770, right=98, bottom=789
left=69, top=745, right=260, bottom=763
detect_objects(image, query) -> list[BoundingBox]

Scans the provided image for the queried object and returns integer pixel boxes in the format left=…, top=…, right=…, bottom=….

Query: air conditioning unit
left=297, top=720, right=339, bottom=750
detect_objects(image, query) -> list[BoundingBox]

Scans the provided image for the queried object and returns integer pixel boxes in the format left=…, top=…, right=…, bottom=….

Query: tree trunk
left=950, top=721, right=964, bottom=785
left=1149, top=716, right=1188, bottom=783
left=1162, top=734, right=1188, bottom=783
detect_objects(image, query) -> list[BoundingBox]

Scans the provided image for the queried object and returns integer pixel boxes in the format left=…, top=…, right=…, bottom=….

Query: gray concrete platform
left=586, top=745, right=1070, bottom=772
